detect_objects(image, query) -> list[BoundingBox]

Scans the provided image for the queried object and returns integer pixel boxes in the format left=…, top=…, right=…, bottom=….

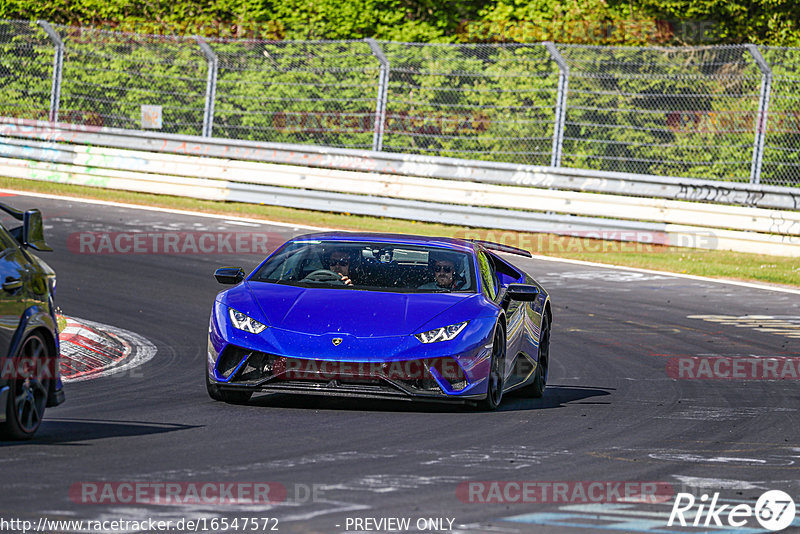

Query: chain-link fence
left=761, top=47, right=800, bottom=187
left=2, top=20, right=800, bottom=187
left=211, top=39, right=379, bottom=148
left=0, top=20, right=57, bottom=121
left=380, top=42, right=558, bottom=166
left=559, top=45, right=763, bottom=182
left=55, top=25, right=208, bottom=134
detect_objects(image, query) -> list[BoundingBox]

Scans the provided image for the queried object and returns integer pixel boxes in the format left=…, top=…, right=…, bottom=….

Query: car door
left=476, top=249, right=520, bottom=381
left=0, top=223, right=29, bottom=359
left=483, top=249, right=543, bottom=389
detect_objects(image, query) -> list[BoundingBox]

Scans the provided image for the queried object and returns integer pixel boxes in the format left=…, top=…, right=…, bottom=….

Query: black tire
left=524, top=312, right=550, bottom=398
left=478, top=323, right=506, bottom=411
left=1, top=332, right=51, bottom=440
left=206, top=372, right=252, bottom=404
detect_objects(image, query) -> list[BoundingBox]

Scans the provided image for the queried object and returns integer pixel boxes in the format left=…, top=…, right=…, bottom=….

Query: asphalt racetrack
left=1, top=191, right=799, bottom=534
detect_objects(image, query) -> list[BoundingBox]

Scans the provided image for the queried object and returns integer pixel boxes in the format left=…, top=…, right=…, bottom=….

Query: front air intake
left=216, top=346, right=248, bottom=378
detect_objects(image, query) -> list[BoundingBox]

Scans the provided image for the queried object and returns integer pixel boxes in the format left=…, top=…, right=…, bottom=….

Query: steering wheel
left=301, top=269, right=346, bottom=284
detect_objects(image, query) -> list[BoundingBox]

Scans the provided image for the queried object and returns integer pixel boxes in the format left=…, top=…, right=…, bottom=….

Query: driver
left=324, top=248, right=355, bottom=286
left=419, top=252, right=464, bottom=290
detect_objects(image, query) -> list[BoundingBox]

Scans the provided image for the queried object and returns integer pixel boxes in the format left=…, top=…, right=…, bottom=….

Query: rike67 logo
left=668, top=490, right=796, bottom=532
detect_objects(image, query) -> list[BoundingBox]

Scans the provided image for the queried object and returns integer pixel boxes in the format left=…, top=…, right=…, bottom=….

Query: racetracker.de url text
left=0, top=516, right=279, bottom=533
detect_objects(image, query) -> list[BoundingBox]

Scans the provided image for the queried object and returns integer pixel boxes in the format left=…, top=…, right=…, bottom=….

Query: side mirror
left=215, top=267, right=245, bottom=285
left=22, top=209, right=52, bottom=252
left=506, top=283, right=540, bottom=302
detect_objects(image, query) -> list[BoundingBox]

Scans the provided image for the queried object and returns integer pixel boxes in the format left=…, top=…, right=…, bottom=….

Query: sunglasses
left=330, top=258, right=349, bottom=267
left=434, top=265, right=453, bottom=273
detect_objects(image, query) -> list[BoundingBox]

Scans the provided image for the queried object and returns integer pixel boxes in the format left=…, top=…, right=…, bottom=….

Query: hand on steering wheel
left=301, top=269, right=352, bottom=285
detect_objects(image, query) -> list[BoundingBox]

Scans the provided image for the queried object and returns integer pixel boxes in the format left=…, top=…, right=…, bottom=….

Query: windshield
left=251, top=240, right=476, bottom=293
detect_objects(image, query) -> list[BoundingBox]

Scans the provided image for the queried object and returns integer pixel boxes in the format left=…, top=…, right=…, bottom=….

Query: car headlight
left=228, top=308, right=267, bottom=334
left=415, top=321, right=468, bottom=344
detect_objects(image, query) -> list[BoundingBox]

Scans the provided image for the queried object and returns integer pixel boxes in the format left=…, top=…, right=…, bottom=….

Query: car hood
left=244, top=282, right=476, bottom=337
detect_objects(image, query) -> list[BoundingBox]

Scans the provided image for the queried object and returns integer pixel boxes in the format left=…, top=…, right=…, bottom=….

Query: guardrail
left=1, top=117, right=798, bottom=256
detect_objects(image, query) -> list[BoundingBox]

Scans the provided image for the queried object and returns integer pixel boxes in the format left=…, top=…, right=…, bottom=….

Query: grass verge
left=2, top=176, right=798, bottom=288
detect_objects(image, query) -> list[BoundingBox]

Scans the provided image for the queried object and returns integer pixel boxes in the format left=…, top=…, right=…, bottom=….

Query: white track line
left=527, top=253, right=800, bottom=295
left=3, top=186, right=800, bottom=295
left=61, top=317, right=157, bottom=382
left=0, top=187, right=332, bottom=232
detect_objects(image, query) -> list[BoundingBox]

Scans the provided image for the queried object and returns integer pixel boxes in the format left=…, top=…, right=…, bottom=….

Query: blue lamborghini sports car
left=206, top=233, right=551, bottom=410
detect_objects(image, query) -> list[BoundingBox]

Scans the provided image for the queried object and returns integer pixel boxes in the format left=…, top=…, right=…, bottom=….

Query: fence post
left=196, top=36, right=218, bottom=138
left=544, top=42, right=569, bottom=168
left=747, top=44, right=772, bottom=185
left=37, top=21, right=63, bottom=123
left=366, top=38, right=389, bottom=152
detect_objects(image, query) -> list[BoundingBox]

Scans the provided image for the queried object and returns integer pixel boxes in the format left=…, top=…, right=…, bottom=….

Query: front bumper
left=47, top=382, right=65, bottom=407
left=217, top=379, right=483, bottom=404
left=0, top=386, right=7, bottom=423
left=208, top=346, right=487, bottom=401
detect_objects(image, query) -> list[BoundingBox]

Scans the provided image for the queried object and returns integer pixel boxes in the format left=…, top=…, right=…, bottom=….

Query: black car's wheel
left=206, top=372, right=252, bottom=404
left=523, top=312, right=550, bottom=398
left=2, top=332, right=50, bottom=440
left=478, top=323, right=506, bottom=411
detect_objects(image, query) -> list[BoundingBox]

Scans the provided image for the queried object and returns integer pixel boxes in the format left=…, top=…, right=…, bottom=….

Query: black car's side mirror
left=215, top=267, right=245, bottom=285
left=506, top=283, right=540, bottom=301
left=22, top=209, right=53, bottom=252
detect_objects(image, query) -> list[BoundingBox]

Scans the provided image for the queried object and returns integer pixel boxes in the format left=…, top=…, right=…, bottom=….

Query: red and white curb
left=59, top=316, right=156, bottom=382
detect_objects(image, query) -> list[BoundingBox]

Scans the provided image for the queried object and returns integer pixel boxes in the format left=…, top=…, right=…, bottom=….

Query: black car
left=0, top=203, right=63, bottom=439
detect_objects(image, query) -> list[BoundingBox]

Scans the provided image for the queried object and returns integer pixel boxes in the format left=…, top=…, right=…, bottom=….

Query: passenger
left=419, top=253, right=464, bottom=290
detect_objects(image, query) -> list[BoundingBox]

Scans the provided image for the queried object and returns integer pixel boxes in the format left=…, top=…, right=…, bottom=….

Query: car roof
left=289, top=232, right=476, bottom=254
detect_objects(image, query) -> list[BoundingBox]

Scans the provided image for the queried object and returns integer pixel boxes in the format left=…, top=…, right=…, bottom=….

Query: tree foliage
left=2, top=0, right=800, bottom=45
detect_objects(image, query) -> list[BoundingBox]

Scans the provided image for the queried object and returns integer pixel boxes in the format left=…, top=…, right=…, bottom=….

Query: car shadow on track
left=244, top=385, right=613, bottom=413
left=502, top=385, right=613, bottom=411
left=0, top=419, right=200, bottom=446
